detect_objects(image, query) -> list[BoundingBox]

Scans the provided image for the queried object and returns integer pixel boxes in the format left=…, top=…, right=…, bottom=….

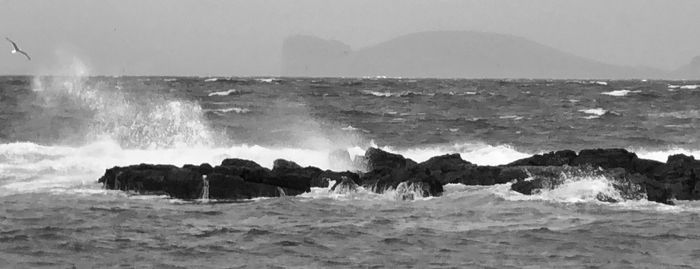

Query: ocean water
left=1, top=70, right=700, bottom=268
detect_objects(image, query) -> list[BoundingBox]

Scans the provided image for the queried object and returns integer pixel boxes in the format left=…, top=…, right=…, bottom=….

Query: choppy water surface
left=2, top=74, right=700, bottom=268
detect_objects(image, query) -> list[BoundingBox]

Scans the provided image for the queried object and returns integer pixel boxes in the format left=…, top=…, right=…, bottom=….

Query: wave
left=579, top=108, right=607, bottom=119
left=359, top=90, right=435, bottom=98
left=204, top=107, right=250, bottom=114
left=208, top=89, right=239, bottom=97
left=668, top=84, right=700, bottom=90
left=578, top=108, right=620, bottom=119
left=29, top=60, right=218, bottom=148
left=498, top=115, right=524, bottom=120
left=256, top=78, right=280, bottom=83
left=601, top=90, right=641, bottom=97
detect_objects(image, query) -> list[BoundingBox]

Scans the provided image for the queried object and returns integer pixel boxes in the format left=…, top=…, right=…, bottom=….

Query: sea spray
left=200, top=175, right=210, bottom=201
left=28, top=58, right=220, bottom=148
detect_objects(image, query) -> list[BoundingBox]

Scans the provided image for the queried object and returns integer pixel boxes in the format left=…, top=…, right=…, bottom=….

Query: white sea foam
left=498, top=115, right=524, bottom=120
left=204, top=77, right=218, bottom=82
left=579, top=108, right=608, bottom=119
left=378, top=142, right=531, bottom=166
left=668, top=84, right=700, bottom=90
left=30, top=58, right=217, bottom=148
left=361, top=90, right=392, bottom=97
left=601, top=90, right=641, bottom=97
left=493, top=176, right=632, bottom=204
left=205, top=107, right=250, bottom=114
left=593, top=81, right=608, bottom=86
left=256, top=78, right=278, bottom=83
left=341, top=125, right=359, bottom=131
left=208, top=89, right=238, bottom=96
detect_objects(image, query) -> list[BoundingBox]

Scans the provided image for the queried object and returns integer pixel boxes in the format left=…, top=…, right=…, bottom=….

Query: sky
left=0, top=0, right=699, bottom=76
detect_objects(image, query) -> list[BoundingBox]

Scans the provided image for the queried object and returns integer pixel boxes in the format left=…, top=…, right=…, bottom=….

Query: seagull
left=5, top=37, right=31, bottom=60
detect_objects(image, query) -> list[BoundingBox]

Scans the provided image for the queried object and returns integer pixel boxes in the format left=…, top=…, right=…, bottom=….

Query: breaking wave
left=601, top=90, right=641, bottom=97
left=29, top=59, right=218, bottom=148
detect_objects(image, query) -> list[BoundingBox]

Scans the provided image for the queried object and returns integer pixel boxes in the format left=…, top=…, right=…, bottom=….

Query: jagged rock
left=206, top=173, right=302, bottom=199
left=221, top=158, right=264, bottom=169
left=650, top=154, right=700, bottom=201
left=98, top=164, right=202, bottom=199
left=97, top=148, right=700, bottom=204
left=509, top=166, right=647, bottom=202
left=273, top=159, right=303, bottom=170
left=214, top=158, right=271, bottom=183
left=571, top=148, right=638, bottom=169
left=313, top=170, right=361, bottom=188
left=330, top=176, right=360, bottom=194
left=365, top=147, right=417, bottom=171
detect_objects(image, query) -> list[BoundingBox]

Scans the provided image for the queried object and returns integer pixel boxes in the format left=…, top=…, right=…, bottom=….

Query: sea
left=1, top=64, right=700, bottom=268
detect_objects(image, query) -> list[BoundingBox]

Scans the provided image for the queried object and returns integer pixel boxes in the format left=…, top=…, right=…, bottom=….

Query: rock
left=96, top=148, right=700, bottom=204
left=214, top=159, right=271, bottom=183
left=267, top=159, right=323, bottom=192
left=507, top=150, right=576, bottom=166
left=330, top=176, right=360, bottom=194
left=221, top=158, right=264, bottom=169
left=313, top=170, right=361, bottom=188
left=98, top=164, right=202, bottom=199
left=273, top=159, right=302, bottom=170
left=571, top=148, right=638, bottom=170
left=365, top=147, right=417, bottom=171
left=198, top=163, right=213, bottom=175
left=509, top=166, right=647, bottom=202
left=360, top=165, right=443, bottom=196
left=650, top=154, right=700, bottom=200
left=206, top=173, right=301, bottom=199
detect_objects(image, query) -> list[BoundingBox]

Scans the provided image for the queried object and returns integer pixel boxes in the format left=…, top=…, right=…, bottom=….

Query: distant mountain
left=671, top=56, right=700, bottom=79
left=281, top=31, right=665, bottom=79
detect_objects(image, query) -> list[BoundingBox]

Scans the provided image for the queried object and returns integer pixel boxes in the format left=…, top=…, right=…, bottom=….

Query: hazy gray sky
left=1, top=0, right=699, bottom=76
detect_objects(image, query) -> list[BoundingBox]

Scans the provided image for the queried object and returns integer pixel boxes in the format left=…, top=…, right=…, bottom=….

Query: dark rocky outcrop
left=330, top=176, right=360, bottom=194
left=98, top=147, right=700, bottom=205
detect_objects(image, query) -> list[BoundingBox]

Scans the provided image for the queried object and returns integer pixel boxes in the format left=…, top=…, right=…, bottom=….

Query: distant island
left=282, top=31, right=698, bottom=79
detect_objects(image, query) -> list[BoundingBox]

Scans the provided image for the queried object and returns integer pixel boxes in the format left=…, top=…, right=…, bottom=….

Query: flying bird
left=5, top=37, right=31, bottom=60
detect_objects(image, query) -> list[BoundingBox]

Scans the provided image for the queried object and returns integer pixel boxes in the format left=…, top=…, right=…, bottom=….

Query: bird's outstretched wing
left=17, top=50, right=31, bottom=60
left=5, top=37, right=19, bottom=51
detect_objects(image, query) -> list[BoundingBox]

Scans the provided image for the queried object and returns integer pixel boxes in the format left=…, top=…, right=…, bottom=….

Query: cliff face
left=281, top=31, right=663, bottom=79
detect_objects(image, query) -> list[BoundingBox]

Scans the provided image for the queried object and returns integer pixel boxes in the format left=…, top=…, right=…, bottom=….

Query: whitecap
left=499, top=115, right=524, bottom=120
left=204, top=107, right=250, bottom=114
left=601, top=90, right=641, bottom=97
left=204, top=78, right=218, bottom=82
left=256, top=78, right=278, bottom=83
left=208, top=89, right=238, bottom=97
left=579, top=108, right=607, bottom=119
left=341, top=125, right=359, bottom=131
